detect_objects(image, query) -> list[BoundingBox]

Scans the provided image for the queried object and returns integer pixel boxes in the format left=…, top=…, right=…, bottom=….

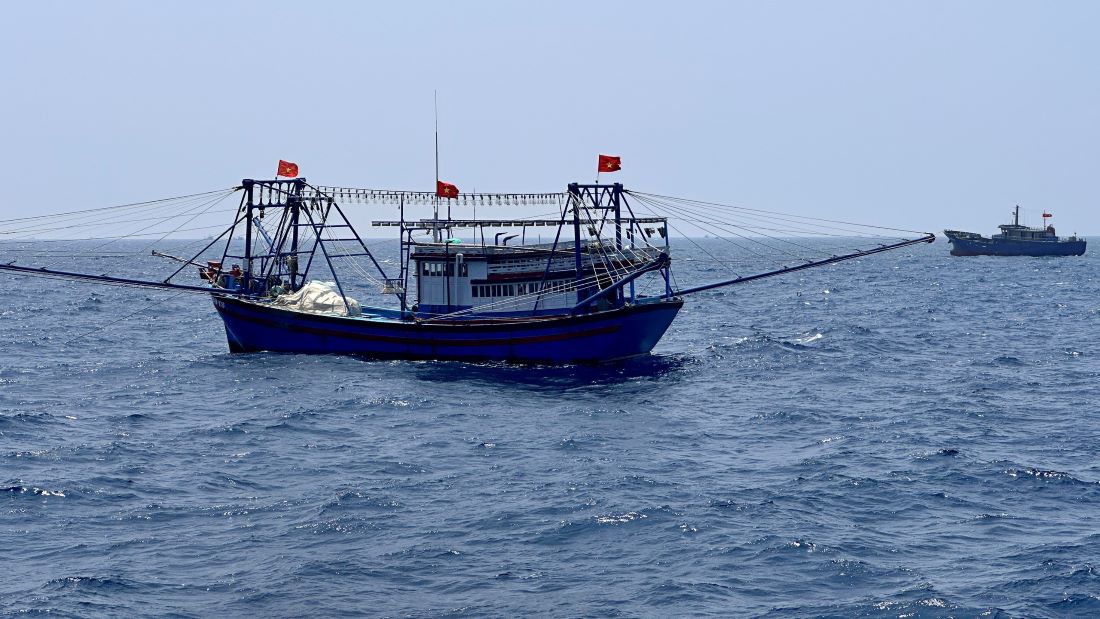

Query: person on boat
left=230, top=264, right=243, bottom=278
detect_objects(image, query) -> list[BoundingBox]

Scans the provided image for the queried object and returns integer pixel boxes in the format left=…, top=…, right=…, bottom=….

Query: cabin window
left=420, top=262, right=467, bottom=277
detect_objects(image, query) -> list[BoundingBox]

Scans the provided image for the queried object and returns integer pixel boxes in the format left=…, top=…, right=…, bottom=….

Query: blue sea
left=2, top=239, right=1099, bottom=617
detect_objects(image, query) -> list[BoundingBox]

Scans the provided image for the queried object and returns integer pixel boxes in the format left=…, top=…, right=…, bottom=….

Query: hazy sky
left=3, top=1, right=1098, bottom=235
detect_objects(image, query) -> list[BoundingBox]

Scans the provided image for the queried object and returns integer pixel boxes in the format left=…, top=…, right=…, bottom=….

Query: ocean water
left=2, top=239, right=1099, bottom=617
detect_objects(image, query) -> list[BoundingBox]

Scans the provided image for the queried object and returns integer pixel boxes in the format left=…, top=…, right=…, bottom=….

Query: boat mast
left=1015, top=204, right=1020, bottom=226
left=433, top=91, right=441, bottom=243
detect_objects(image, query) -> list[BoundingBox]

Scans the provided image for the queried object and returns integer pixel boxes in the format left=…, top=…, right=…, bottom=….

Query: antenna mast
left=433, top=91, right=441, bottom=242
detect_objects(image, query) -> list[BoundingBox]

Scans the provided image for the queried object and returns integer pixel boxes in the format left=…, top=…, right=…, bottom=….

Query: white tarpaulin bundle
left=273, top=281, right=362, bottom=316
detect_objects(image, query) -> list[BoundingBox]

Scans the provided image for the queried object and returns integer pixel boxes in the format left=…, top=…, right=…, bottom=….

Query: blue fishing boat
left=945, top=206, right=1086, bottom=256
left=0, top=175, right=933, bottom=364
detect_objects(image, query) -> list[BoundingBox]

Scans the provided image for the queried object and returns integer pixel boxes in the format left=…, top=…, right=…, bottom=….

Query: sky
left=2, top=1, right=1098, bottom=236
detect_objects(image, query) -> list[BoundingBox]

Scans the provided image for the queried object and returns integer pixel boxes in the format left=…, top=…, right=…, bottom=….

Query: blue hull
left=212, top=296, right=684, bottom=364
left=947, top=236, right=1086, bottom=257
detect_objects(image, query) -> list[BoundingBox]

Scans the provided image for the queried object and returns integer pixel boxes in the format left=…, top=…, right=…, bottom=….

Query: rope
left=0, top=188, right=238, bottom=226
left=627, top=190, right=927, bottom=236
left=631, top=193, right=829, bottom=261
left=42, top=189, right=238, bottom=270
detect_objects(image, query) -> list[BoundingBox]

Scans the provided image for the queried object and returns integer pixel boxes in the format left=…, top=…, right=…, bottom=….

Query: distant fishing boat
left=944, top=206, right=1086, bottom=256
left=0, top=170, right=933, bottom=364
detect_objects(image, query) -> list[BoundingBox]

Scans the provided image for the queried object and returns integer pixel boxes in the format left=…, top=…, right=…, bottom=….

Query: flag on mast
left=276, top=160, right=299, bottom=178
left=598, top=155, right=622, bottom=172
left=436, top=180, right=459, bottom=198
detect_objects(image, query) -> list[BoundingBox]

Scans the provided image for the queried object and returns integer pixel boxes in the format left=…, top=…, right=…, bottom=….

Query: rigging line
left=643, top=204, right=825, bottom=267
left=587, top=205, right=645, bottom=284
left=572, top=199, right=620, bottom=289
left=641, top=197, right=851, bottom=260
left=615, top=196, right=662, bottom=254
left=0, top=202, right=239, bottom=238
left=643, top=195, right=913, bottom=256
left=0, top=188, right=239, bottom=226
left=5, top=223, right=239, bottom=245
left=24, top=196, right=225, bottom=265
left=0, top=194, right=230, bottom=249
left=617, top=193, right=660, bottom=252
left=681, top=218, right=889, bottom=242
left=630, top=194, right=732, bottom=240
left=627, top=190, right=928, bottom=236
left=630, top=195, right=891, bottom=240
left=41, top=191, right=238, bottom=269
left=577, top=202, right=634, bottom=290
left=131, top=190, right=237, bottom=257
left=643, top=197, right=899, bottom=241
left=0, top=251, right=138, bottom=258
left=320, top=226, right=383, bottom=286
left=632, top=193, right=833, bottom=261
left=630, top=193, right=776, bottom=261
left=575, top=189, right=647, bottom=286
left=641, top=195, right=889, bottom=239
left=0, top=200, right=170, bottom=234
left=639, top=193, right=869, bottom=264
left=1, top=203, right=151, bottom=235
left=41, top=191, right=236, bottom=270
left=304, top=183, right=394, bottom=286
left=629, top=196, right=742, bottom=277
left=0, top=193, right=235, bottom=236
left=60, top=290, right=190, bottom=346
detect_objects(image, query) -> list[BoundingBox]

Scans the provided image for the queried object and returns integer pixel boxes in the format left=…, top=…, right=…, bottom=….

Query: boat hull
left=945, top=234, right=1086, bottom=257
left=211, top=296, right=684, bottom=364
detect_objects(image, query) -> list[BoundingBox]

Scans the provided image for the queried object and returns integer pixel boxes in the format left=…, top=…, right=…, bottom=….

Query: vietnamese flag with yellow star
left=276, top=160, right=299, bottom=178
left=436, top=180, right=459, bottom=198
left=598, top=155, right=622, bottom=172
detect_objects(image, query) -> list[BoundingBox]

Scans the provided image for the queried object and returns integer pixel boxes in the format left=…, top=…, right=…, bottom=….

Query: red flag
left=598, top=154, right=622, bottom=173
left=436, top=180, right=459, bottom=198
left=276, top=160, right=299, bottom=178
